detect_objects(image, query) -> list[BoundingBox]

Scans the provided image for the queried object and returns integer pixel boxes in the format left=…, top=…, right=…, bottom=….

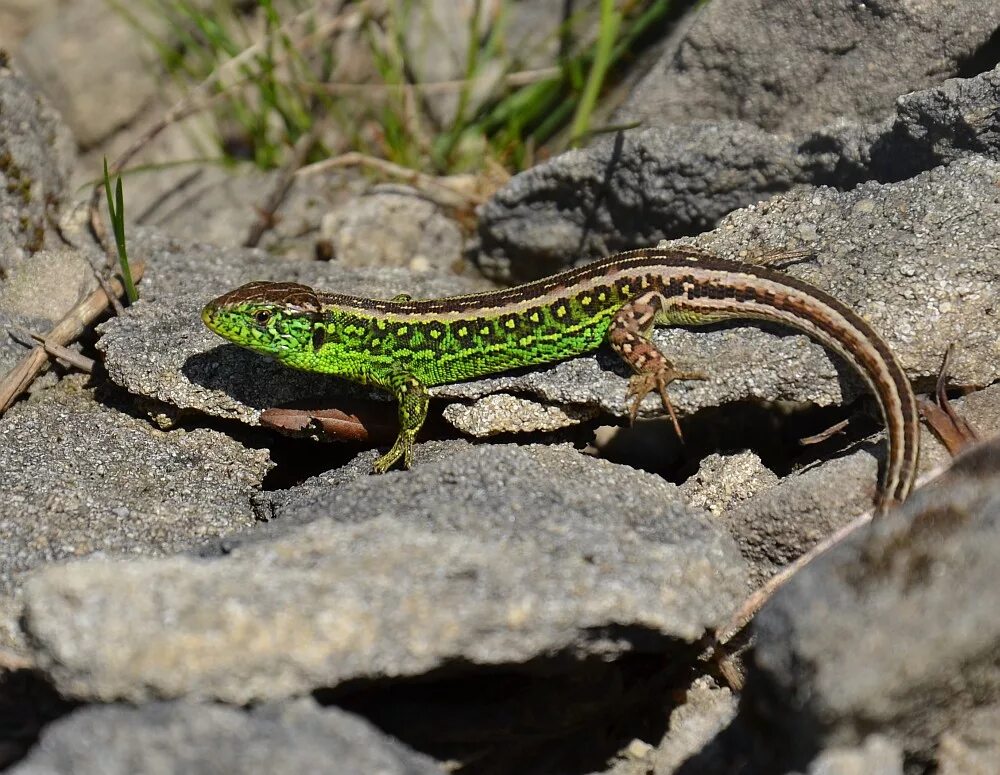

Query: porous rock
left=9, top=699, right=443, bottom=775
left=742, top=434, right=1000, bottom=769
left=616, top=0, right=1000, bottom=134
left=21, top=442, right=747, bottom=703
left=0, top=379, right=271, bottom=650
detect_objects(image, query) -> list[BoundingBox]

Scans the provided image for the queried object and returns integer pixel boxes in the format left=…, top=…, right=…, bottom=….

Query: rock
left=0, top=63, right=74, bottom=271
left=9, top=699, right=443, bottom=775
left=935, top=702, right=1000, bottom=775
left=128, top=162, right=373, bottom=257
left=804, top=736, right=904, bottom=775
left=477, top=124, right=807, bottom=282
left=21, top=442, right=747, bottom=703
left=698, top=157, right=1000, bottom=388
left=0, top=248, right=97, bottom=377
left=0, top=0, right=63, bottom=53
left=615, top=0, right=1000, bottom=134
left=478, top=64, right=1000, bottom=277
left=742, top=433, right=1000, bottom=769
left=0, top=378, right=271, bottom=651
left=442, top=393, right=599, bottom=436
left=719, top=383, right=1000, bottom=586
left=17, top=0, right=159, bottom=148
left=0, top=249, right=94, bottom=322
left=679, top=451, right=779, bottom=518
left=601, top=678, right=738, bottom=775
left=320, top=187, right=464, bottom=273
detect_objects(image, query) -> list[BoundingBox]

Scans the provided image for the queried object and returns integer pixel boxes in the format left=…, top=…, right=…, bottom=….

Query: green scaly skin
left=201, top=246, right=919, bottom=511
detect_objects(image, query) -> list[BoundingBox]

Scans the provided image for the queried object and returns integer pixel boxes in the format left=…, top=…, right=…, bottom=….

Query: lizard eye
left=254, top=309, right=272, bottom=326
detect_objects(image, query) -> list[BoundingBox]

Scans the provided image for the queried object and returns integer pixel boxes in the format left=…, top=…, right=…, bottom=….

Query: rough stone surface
left=743, top=434, right=1000, bottom=769
left=478, top=65, right=1000, bottom=278
left=935, top=702, right=1000, bottom=775
left=716, top=383, right=1000, bottom=586
left=0, top=248, right=97, bottom=376
left=10, top=699, right=443, bottom=775
left=133, top=163, right=371, bottom=257
left=477, top=124, right=808, bottom=281
left=615, top=0, right=1000, bottom=134
left=18, top=0, right=159, bottom=148
left=0, top=63, right=75, bottom=270
left=0, top=379, right=271, bottom=650
left=804, top=736, right=904, bottom=775
left=601, top=678, right=738, bottom=775
left=22, top=442, right=747, bottom=703
left=697, top=158, right=1000, bottom=388
left=320, top=187, right=465, bottom=273
left=679, top=451, right=779, bottom=518
left=441, top=393, right=599, bottom=436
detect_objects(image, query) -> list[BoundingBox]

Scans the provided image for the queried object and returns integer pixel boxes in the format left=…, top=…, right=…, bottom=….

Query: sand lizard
left=202, top=246, right=919, bottom=512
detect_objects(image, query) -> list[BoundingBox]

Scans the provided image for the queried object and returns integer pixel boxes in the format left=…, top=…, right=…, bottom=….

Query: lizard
left=202, top=245, right=920, bottom=513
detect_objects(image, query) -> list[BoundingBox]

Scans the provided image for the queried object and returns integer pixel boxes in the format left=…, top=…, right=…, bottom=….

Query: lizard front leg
left=608, top=292, right=706, bottom=440
left=372, top=370, right=429, bottom=473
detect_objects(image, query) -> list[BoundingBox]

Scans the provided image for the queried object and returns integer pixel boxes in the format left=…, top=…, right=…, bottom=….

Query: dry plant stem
left=244, top=125, right=323, bottom=247
left=7, top=328, right=96, bottom=373
left=297, top=66, right=561, bottom=97
left=298, top=151, right=487, bottom=207
left=0, top=262, right=145, bottom=415
left=799, top=417, right=850, bottom=445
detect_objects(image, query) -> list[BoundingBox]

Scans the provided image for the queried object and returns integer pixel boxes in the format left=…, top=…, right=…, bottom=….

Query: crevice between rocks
left=315, top=639, right=704, bottom=775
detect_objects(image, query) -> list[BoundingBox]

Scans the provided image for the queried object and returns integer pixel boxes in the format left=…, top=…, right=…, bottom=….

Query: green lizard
left=202, top=246, right=919, bottom=512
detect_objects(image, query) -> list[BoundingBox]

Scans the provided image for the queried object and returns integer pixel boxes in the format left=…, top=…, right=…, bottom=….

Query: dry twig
left=0, top=262, right=145, bottom=415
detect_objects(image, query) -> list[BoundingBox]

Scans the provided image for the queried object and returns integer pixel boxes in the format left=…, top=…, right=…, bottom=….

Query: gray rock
left=10, top=699, right=443, bottom=775
left=0, top=247, right=97, bottom=377
left=615, top=0, right=1000, bottom=134
left=18, top=0, right=158, bottom=148
left=600, top=678, right=738, bottom=775
left=0, top=249, right=95, bottom=322
left=478, top=64, right=1000, bottom=278
left=679, top=451, right=779, bottom=518
left=805, top=736, right=904, bottom=775
left=0, top=0, right=62, bottom=53
left=935, top=702, right=1000, bottom=775
left=442, top=393, right=599, bottom=436
left=21, top=442, right=747, bottom=703
left=0, top=63, right=74, bottom=271
left=698, top=157, right=1000, bottom=388
left=131, top=162, right=372, bottom=257
left=320, top=187, right=464, bottom=273
left=0, top=378, right=271, bottom=650
left=720, top=383, right=1000, bottom=586
left=476, top=124, right=807, bottom=282
left=742, top=433, right=1000, bottom=768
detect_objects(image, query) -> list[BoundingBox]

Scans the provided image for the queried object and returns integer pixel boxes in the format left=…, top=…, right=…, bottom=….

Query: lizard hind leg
left=608, top=293, right=706, bottom=440
left=371, top=371, right=429, bottom=473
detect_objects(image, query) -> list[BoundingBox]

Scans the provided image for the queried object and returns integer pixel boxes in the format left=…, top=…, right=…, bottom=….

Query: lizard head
left=202, top=281, right=322, bottom=364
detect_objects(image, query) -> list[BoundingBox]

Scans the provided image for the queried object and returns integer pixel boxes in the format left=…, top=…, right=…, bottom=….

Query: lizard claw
left=626, top=368, right=707, bottom=441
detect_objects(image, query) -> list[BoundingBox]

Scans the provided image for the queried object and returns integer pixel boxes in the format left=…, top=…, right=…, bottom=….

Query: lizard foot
left=626, top=367, right=707, bottom=440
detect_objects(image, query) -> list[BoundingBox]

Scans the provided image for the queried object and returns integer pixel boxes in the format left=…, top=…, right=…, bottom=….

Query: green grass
left=119, top=0, right=683, bottom=177
left=103, top=158, right=139, bottom=304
